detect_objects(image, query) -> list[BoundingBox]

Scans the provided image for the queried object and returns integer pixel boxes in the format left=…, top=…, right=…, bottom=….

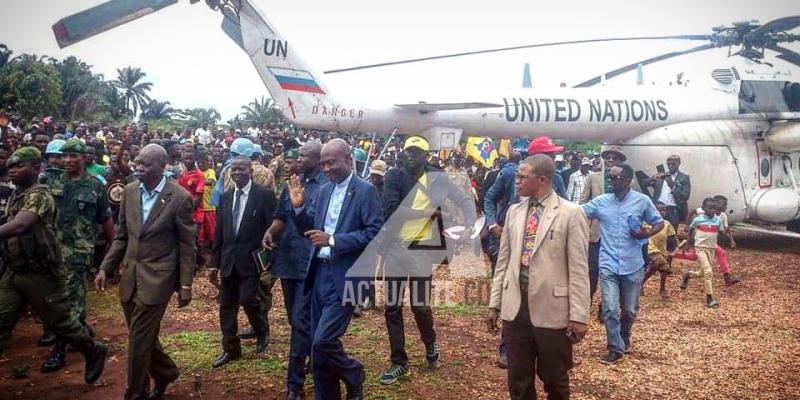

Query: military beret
left=60, top=139, right=86, bottom=154
left=7, top=146, right=42, bottom=167
left=284, top=148, right=299, bottom=160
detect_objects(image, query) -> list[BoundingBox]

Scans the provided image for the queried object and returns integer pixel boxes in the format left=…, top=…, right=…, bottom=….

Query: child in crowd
left=642, top=201, right=677, bottom=300
left=673, top=195, right=740, bottom=286
left=680, top=197, right=722, bottom=308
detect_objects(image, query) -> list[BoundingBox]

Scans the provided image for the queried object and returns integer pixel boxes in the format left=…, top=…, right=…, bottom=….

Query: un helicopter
left=53, top=0, right=800, bottom=236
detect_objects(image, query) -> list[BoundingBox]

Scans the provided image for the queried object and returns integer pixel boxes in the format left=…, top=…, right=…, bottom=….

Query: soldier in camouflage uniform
left=41, top=139, right=115, bottom=373
left=0, top=146, right=108, bottom=384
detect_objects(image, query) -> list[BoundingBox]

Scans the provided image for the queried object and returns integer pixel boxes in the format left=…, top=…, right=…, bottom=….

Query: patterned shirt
left=690, top=214, right=722, bottom=249
left=566, top=170, right=590, bottom=203
left=519, top=192, right=550, bottom=289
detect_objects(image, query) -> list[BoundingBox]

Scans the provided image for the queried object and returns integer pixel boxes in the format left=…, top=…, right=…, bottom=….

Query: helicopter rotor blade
left=767, top=43, right=800, bottom=68
left=750, top=16, right=800, bottom=37
left=323, top=35, right=712, bottom=74
left=573, top=43, right=717, bottom=88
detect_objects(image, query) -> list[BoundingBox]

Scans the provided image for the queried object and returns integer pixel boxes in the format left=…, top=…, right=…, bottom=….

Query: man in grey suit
left=96, top=144, right=196, bottom=400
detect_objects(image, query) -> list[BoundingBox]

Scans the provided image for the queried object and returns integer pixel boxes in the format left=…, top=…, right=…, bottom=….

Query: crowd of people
left=0, top=114, right=740, bottom=400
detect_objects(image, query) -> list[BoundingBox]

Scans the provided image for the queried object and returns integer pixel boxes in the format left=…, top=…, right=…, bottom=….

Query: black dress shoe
left=346, top=369, right=365, bottom=400
left=82, top=341, right=108, bottom=384
left=149, top=372, right=179, bottom=400
left=238, top=327, right=257, bottom=339
left=212, top=351, right=240, bottom=368
left=255, top=336, right=269, bottom=354
left=286, top=388, right=304, bottom=400
left=41, top=339, right=67, bottom=373
left=38, top=332, right=57, bottom=347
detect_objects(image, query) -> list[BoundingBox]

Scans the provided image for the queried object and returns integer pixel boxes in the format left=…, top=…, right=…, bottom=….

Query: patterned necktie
left=520, top=202, right=541, bottom=268
left=233, top=189, right=243, bottom=235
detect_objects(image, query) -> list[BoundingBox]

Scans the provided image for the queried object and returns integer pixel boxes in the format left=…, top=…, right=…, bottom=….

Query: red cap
left=527, top=136, right=564, bottom=154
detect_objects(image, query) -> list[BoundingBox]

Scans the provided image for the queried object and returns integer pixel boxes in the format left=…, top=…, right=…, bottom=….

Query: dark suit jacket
left=101, top=180, right=197, bottom=306
left=650, top=171, right=691, bottom=220
left=294, top=174, right=383, bottom=300
left=211, top=183, right=276, bottom=278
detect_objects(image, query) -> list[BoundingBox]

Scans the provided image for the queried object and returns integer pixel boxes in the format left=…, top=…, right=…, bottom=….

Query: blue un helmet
left=352, top=148, right=367, bottom=163
left=230, top=138, right=254, bottom=157
left=252, top=144, right=263, bottom=156
left=45, top=139, right=66, bottom=155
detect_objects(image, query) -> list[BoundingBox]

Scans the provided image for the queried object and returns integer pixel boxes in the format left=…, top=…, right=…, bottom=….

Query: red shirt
left=177, top=169, right=206, bottom=221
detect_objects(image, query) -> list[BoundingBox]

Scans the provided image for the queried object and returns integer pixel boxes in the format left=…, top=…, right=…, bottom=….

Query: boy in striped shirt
left=680, top=197, right=722, bottom=308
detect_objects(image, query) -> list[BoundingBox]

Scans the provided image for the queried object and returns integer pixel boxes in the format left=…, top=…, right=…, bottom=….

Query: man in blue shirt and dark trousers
left=262, top=141, right=328, bottom=400
left=582, top=163, right=663, bottom=365
left=288, top=139, right=383, bottom=400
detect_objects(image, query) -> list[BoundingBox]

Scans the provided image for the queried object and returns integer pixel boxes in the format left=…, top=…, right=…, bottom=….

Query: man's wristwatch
left=180, top=285, right=192, bottom=290
left=328, top=235, right=335, bottom=247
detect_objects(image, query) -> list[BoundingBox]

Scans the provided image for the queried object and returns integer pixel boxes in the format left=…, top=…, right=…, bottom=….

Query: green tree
left=240, top=96, right=283, bottom=126
left=0, top=54, right=62, bottom=120
left=176, top=107, right=221, bottom=127
left=111, top=66, right=152, bottom=117
left=141, top=99, right=175, bottom=121
left=51, top=56, right=105, bottom=121
left=0, top=44, right=14, bottom=69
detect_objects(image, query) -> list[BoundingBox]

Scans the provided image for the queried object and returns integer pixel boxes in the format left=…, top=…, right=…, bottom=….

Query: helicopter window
left=739, top=80, right=791, bottom=114
left=784, top=82, right=800, bottom=112
left=761, top=158, right=771, bottom=177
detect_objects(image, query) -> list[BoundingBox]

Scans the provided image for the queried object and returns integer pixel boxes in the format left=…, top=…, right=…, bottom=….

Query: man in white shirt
left=195, top=123, right=213, bottom=146
left=566, top=157, right=592, bottom=203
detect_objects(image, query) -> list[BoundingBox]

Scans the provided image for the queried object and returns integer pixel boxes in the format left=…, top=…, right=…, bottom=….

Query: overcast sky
left=2, top=0, right=799, bottom=121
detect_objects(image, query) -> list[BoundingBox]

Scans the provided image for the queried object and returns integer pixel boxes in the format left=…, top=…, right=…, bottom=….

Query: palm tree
left=141, top=99, right=175, bottom=120
left=176, top=107, right=221, bottom=127
left=111, top=66, right=152, bottom=117
left=0, top=44, right=14, bottom=69
left=240, top=96, right=280, bottom=124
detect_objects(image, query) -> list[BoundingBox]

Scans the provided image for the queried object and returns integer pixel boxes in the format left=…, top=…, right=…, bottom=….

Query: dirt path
left=1, top=233, right=799, bottom=399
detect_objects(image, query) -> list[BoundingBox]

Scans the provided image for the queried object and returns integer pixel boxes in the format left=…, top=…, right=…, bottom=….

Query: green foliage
left=111, top=66, right=152, bottom=117
left=239, top=96, right=285, bottom=127
left=176, top=107, right=221, bottom=128
left=141, top=99, right=175, bottom=121
left=51, top=56, right=106, bottom=121
left=562, top=141, right=601, bottom=154
left=0, top=54, right=62, bottom=120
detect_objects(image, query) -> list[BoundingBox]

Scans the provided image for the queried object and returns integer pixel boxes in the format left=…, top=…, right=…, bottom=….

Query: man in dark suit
left=96, top=144, right=196, bottom=400
left=288, top=139, right=383, bottom=400
left=649, top=155, right=691, bottom=228
left=262, top=141, right=327, bottom=400
left=209, top=156, right=276, bottom=367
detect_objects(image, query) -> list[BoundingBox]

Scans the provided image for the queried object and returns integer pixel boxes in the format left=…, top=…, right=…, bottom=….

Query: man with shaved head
left=262, top=140, right=327, bottom=399
left=287, top=138, right=383, bottom=400
left=487, top=154, right=590, bottom=400
left=96, top=143, right=197, bottom=400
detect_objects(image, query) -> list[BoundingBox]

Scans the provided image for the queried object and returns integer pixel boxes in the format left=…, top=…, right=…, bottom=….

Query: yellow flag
left=465, top=137, right=498, bottom=168
left=498, top=137, right=511, bottom=158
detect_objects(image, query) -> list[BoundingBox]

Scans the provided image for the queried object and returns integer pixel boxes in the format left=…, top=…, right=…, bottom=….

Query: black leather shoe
left=38, top=332, right=57, bottom=347
left=212, top=352, right=240, bottom=368
left=255, top=336, right=269, bottom=354
left=346, top=369, right=365, bottom=400
left=238, top=327, right=257, bottom=339
left=286, top=388, right=304, bottom=400
left=41, top=340, right=67, bottom=373
left=83, top=341, right=108, bottom=384
left=149, top=372, right=179, bottom=400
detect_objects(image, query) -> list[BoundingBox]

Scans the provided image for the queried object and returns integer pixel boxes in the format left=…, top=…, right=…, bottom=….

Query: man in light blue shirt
left=317, top=172, right=352, bottom=258
left=139, top=175, right=167, bottom=223
left=582, top=163, right=663, bottom=365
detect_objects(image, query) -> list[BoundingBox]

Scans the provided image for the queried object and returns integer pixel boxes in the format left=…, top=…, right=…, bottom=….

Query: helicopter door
left=755, top=139, right=772, bottom=188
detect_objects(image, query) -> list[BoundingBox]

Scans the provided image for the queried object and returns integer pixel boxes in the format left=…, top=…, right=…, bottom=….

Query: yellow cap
left=403, top=136, right=430, bottom=152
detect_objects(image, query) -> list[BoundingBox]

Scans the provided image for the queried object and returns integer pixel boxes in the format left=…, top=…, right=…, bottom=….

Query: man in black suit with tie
left=209, top=156, right=276, bottom=368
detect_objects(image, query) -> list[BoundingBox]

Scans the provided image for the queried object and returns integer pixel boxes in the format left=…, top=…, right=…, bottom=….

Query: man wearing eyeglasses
left=581, top=163, right=663, bottom=365
left=578, top=148, right=641, bottom=306
left=486, top=154, right=590, bottom=400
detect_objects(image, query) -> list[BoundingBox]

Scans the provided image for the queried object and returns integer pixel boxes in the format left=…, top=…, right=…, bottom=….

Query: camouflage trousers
left=259, top=269, right=278, bottom=317
left=66, top=264, right=90, bottom=328
left=0, top=270, right=93, bottom=356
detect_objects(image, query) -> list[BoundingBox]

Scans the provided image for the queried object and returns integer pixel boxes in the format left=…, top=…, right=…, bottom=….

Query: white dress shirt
left=232, top=180, right=252, bottom=235
left=658, top=174, right=677, bottom=207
